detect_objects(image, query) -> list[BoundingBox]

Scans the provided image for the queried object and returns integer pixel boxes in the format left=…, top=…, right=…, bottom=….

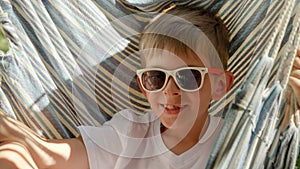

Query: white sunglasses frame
left=136, top=67, right=223, bottom=93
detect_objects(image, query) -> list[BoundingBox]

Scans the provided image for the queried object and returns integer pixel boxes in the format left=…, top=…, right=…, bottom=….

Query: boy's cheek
left=145, top=93, right=156, bottom=105
left=144, top=92, right=150, bottom=100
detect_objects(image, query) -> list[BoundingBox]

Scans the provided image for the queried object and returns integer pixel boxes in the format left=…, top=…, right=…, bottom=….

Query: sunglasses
left=136, top=67, right=223, bottom=92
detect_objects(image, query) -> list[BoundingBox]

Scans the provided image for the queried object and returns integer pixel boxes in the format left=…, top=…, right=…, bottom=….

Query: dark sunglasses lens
left=176, top=69, right=202, bottom=90
left=142, top=71, right=166, bottom=91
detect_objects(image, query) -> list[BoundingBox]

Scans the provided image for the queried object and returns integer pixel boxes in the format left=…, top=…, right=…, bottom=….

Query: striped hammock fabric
left=0, top=0, right=299, bottom=168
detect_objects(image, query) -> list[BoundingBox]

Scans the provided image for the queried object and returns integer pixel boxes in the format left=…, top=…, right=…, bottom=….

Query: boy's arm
left=0, top=110, right=89, bottom=169
left=44, top=136, right=89, bottom=169
left=289, top=49, right=300, bottom=108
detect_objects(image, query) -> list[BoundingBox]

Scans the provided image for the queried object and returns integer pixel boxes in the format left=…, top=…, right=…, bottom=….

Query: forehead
left=140, top=33, right=213, bottom=69
left=144, top=48, right=207, bottom=69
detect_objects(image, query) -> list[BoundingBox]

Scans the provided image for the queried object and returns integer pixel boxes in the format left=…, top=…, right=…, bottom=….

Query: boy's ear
left=212, top=71, right=234, bottom=100
left=136, top=76, right=148, bottom=98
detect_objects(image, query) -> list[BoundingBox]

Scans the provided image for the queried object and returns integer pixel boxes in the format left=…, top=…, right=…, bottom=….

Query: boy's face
left=140, top=50, right=213, bottom=130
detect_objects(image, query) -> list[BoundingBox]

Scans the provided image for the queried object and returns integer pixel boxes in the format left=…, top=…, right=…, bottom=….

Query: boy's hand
left=288, top=48, right=300, bottom=108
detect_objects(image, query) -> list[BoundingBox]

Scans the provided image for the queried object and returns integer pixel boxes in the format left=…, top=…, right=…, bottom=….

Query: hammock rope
left=0, top=0, right=299, bottom=168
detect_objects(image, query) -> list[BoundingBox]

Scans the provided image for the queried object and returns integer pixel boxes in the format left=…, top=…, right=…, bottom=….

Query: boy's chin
left=161, top=119, right=194, bottom=131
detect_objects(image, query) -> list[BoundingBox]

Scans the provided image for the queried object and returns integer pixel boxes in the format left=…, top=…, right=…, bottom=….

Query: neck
left=161, top=114, right=209, bottom=155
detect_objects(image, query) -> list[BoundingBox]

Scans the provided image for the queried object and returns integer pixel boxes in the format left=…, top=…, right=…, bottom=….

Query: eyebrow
left=187, top=64, right=205, bottom=67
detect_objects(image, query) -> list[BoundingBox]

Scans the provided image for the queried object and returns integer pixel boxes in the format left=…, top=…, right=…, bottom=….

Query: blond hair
left=139, top=7, right=229, bottom=69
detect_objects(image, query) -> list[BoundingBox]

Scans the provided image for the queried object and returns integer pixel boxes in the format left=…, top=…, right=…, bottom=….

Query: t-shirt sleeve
left=78, top=110, right=143, bottom=169
left=78, top=125, right=122, bottom=169
left=78, top=110, right=155, bottom=169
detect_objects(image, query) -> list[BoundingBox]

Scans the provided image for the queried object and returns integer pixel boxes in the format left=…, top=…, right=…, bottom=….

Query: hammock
left=0, top=0, right=299, bottom=168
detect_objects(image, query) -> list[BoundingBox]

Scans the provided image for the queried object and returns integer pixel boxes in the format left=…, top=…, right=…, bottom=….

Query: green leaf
left=0, top=24, right=9, bottom=53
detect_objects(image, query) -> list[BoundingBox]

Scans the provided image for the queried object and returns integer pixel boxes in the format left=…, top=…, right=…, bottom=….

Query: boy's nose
left=163, top=77, right=181, bottom=95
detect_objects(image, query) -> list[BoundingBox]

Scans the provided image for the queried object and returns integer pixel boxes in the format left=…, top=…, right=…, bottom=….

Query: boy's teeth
left=165, top=105, right=179, bottom=109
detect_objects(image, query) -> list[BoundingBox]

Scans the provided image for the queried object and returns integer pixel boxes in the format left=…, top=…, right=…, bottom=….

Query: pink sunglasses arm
left=207, top=68, right=224, bottom=74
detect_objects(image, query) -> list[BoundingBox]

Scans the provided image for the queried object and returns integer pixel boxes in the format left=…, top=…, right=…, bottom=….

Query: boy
left=0, top=6, right=298, bottom=169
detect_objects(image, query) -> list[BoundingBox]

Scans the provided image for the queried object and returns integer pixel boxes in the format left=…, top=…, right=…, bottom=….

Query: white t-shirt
left=78, top=109, right=223, bottom=169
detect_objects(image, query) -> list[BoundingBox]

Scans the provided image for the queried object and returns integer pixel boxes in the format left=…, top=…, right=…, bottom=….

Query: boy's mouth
left=162, top=104, right=186, bottom=114
left=164, top=105, right=181, bottom=110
